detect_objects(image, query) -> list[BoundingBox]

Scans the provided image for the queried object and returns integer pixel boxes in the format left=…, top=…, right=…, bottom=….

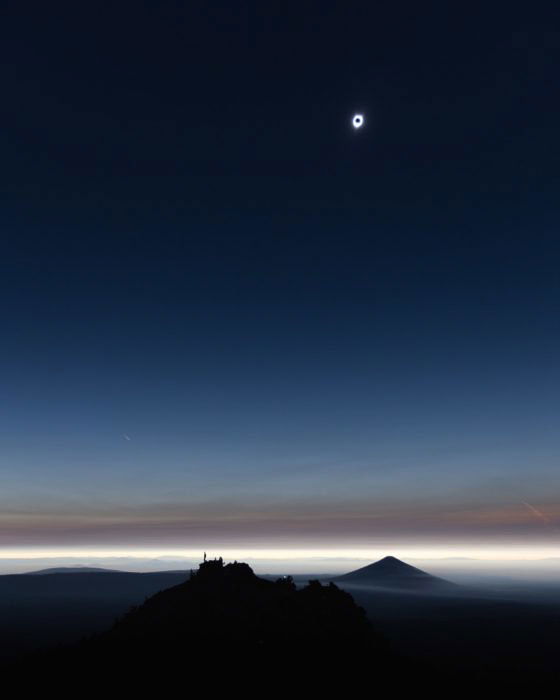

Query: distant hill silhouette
left=334, top=555, right=458, bottom=591
left=27, top=566, right=119, bottom=575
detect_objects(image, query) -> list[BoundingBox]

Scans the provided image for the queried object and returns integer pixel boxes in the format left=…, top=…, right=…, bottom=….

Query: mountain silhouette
left=334, top=555, right=457, bottom=591
left=97, top=558, right=383, bottom=655
left=15, top=557, right=397, bottom=690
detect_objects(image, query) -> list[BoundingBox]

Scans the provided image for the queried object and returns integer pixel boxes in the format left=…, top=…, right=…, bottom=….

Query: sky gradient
left=1, top=1, right=559, bottom=566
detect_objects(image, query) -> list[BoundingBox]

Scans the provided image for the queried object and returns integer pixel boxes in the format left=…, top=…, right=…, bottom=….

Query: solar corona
left=352, top=113, right=364, bottom=129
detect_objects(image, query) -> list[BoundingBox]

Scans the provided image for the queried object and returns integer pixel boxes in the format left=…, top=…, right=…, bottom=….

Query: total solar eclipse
left=352, top=114, right=364, bottom=129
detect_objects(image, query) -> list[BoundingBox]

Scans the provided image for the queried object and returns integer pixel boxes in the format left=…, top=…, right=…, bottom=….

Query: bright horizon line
left=0, top=545, right=559, bottom=561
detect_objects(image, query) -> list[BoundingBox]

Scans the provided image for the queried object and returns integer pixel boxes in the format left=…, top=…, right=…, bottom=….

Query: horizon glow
left=1, top=545, right=559, bottom=561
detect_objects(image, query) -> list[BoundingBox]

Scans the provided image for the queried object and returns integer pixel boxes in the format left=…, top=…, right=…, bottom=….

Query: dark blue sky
left=1, top=1, right=559, bottom=559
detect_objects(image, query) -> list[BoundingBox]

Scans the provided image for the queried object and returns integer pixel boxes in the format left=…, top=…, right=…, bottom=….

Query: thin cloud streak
left=521, top=501, right=560, bottom=534
left=522, top=501, right=551, bottom=523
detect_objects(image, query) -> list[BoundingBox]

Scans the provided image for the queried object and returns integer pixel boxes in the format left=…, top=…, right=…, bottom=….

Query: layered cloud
left=1, top=498, right=558, bottom=551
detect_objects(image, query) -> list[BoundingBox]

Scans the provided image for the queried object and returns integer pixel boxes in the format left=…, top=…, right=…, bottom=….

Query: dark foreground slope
left=346, top=585, right=560, bottom=679
left=0, top=570, right=189, bottom=660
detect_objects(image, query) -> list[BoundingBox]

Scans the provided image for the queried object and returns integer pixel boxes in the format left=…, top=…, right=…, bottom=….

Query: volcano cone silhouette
left=334, top=556, right=456, bottom=591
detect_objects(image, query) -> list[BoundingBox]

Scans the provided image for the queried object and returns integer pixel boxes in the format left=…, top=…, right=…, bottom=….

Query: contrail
left=521, top=501, right=560, bottom=536
left=521, top=501, right=550, bottom=523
